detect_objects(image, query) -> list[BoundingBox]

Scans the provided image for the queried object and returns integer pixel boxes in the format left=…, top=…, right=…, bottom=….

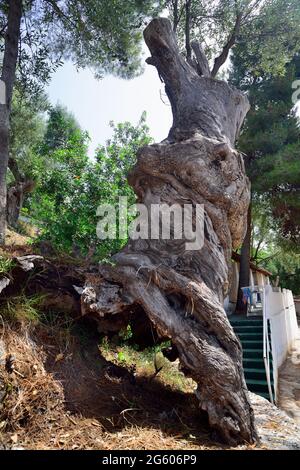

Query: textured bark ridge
left=81, top=18, right=257, bottom=445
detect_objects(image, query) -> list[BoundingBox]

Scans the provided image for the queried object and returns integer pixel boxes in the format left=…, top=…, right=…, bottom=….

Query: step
left=240, top=340, right=264, bottom=349
left=236, top=334, right=271, bottom=342
left=246, top=378, right=271, bottom=393
left=244, top=368, right=273, bottom=381
left=238, top=332, right=264, bottom=339
left=230, top=320, right=263, bottom=327
left=243, top=357, right=272, bottom=369
left=233, top=326, right=263, bottom=334
left=243, top=349, right=263, bottom=359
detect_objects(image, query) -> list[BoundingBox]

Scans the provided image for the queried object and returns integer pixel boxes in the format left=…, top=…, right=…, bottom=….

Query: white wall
left=264, top=285, right=299, bottom=400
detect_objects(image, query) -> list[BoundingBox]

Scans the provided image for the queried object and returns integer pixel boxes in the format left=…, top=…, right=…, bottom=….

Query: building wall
left=226, top=260, right=270, bottom=312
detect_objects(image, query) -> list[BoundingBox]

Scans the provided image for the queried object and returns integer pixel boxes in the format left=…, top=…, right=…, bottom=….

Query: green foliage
left=231, top=0, right=300, bottom=82
left=29, top=110, right=152, bottom=257
left=8, top=91, right=47, bottom=183
left=119, top=325, right=133, bottom=342
left=99, top=339, right=194, bottom=393
left=0, top=256, right=15, bottom=276
left=235, top=56, right=300, bottom=247
left=0, top=293, right=44, bottom=324
left=52, top=0, right=164, bottom=79
left=42, top=105, right=83, bottom=152
left=0, top=0, right=163, bottom=97
left=231, top=46, right=300, bottom=292
left=167, top=0, right=300, bottom=77
left=265, top=251, right=300, bottom=295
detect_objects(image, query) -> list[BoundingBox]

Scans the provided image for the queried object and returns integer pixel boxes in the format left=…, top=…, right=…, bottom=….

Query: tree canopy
left=233, top=55, right=300, bottom=246
left=166, top=0, right=300, bottom=78
left=230, top=48, right=300, bottom=296
left=0, top=0, right=163, bottom=94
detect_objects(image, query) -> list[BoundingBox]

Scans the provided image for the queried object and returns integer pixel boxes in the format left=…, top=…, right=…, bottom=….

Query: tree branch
left=191, top=40, right=211, bottom=77
left=256, top=251, right=281, bottom=265
left=211, top=12, right=243, bottom=78
left=252, top=238, right=263, bottom=262
left=8, top=157, right=23, bottom=182
left=44, top=0, right=77, bottom=29
left=0, top=22, right=8, bottom=38
left=172, top=0, right=179, bottom=32
left=185, top=0, right=192, bottom=61
left=242, top=0, right=264, bottom=25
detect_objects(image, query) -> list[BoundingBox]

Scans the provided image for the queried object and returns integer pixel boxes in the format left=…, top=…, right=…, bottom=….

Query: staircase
left=230, top=316, right=274, bottom=401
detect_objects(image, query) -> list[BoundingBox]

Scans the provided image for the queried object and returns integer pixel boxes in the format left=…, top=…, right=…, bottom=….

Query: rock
left=0, top=277, right=10, bottom=294
left=250, top=393, right=300, bottom=450
left=15, top=255, right=44, bottom=272
left=0, top=340, right=6, bottom=405
left=0, top=340, right=6, bottom=366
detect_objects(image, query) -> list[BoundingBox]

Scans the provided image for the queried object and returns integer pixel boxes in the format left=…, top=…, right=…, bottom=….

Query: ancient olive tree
left=80, top=17, right=257, bottom=445
left=82, top=1, right=300, bottom=445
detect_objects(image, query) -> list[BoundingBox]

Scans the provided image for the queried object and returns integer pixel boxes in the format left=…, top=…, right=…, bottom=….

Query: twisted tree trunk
left=81, top=18, right=257, bottom=445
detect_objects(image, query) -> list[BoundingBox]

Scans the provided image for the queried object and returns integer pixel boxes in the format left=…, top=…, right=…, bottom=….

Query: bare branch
left=8, top=157, right=23, bottom=182
left=242, top=0, right=264, bottom=25
left=256, top=251, right=281, bottom=265
left=211, top=12, right=243, bottom=78
left=185, top=0, right=192, bottom=61
left=44, top=0, right=78, bottom=29
left=0, top=22, right=8, bottom=38
left=252, top=238, right=264, bottom=261
left=190, top=40, right=211, bottom=77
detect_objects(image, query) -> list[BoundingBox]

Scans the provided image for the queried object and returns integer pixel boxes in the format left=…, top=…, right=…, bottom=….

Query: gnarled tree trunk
left=81, top=18, right=257, bottom=445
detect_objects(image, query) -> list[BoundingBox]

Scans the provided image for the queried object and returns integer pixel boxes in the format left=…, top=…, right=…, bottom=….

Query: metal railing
left=262, top=289, right=274, bottom=404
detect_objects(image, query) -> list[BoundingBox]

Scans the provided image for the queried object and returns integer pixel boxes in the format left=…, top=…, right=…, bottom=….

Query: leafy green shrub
left=28, top=111, right=152, bottom=259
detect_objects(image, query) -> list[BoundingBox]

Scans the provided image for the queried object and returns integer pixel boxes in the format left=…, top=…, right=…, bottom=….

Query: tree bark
left=0, top=0, right=22, bottom=244
left=6, top=157, right=35, bottom=227
left=81, top=18, right=257, bottom=445
left=7, top=179, right=35, bottom=227
left=185, top=0, right=192, bottom=61
left=235, top=204, right=252, bottom=314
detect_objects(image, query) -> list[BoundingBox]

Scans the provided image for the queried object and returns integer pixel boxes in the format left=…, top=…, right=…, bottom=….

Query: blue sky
left=47, top=59, right=172, bottom=157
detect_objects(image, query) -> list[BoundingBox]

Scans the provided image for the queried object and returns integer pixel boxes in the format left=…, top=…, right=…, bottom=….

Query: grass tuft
left=0, top=256, right=15, bottom=276
left=0, top=293, right=45, bottom=324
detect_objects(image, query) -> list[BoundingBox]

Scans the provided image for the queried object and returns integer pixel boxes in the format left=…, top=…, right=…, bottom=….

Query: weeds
left=0, top=256, right=15, bottom=276
left=0, top=293, right=45, bottom=325
left=99, top=338, right=195, bottom=394
left=39, top=309, right=76, bottom=354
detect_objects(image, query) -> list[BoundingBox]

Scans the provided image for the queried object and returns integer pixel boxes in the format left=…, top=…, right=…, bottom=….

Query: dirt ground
left=0, top=319, right=228, bottom=450
left=1, top=240, right=299, bottom=451
left=278, top=334, right=300, bottom=424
